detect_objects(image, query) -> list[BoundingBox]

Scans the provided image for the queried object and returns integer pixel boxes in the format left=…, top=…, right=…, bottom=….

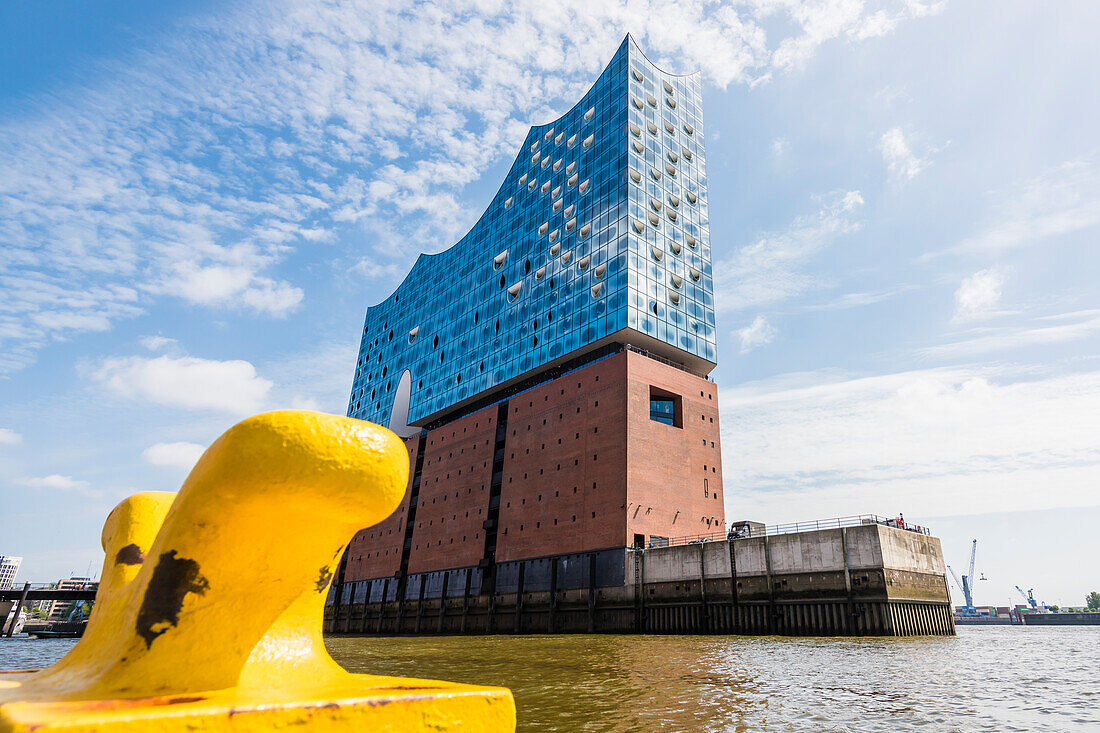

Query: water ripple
left=2, top=627, right=1096, bottom=731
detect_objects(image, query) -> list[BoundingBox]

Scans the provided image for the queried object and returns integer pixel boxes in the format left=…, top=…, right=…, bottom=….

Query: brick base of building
left=338, top=345, right=725, bottom=602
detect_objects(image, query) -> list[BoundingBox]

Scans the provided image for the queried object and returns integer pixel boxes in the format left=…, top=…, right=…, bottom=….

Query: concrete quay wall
left=326, top=524, right=954, bottom=637
left=639, top=524, right=950, bottom=605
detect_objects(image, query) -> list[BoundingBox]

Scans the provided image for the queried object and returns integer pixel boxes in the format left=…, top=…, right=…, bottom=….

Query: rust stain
left=50, top=694, right=209, bottom=713
left=114, top=543, right=145, bottom=566
left=314, top=565, right=333, bottom=592
left=135, top=550, right=210, bottom=648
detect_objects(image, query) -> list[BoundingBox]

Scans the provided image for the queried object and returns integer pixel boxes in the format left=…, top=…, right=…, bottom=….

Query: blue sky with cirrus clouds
left=1, top=0, right=1098, bottom=608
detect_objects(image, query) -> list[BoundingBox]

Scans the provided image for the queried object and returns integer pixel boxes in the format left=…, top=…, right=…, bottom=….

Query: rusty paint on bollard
left=0, top=410, right=516, bottom=732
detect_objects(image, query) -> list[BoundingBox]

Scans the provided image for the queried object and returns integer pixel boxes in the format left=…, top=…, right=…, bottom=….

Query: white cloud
left=0, top=428, right=22, bottom=445
left=714, top=190, right=864, bottom=312
left=154, top=265, right=302, bottom=316
left=953, top=266, right=1007, bottom=321
left=879, top=126, right=929, bottom=180
left=239, top=278, right=304, bottom=316
left=851, top=2, right=945, bottom=41
left=917, top=309, right=1100, bottom=360
left=139, top=335, right=178, bottom=352
left=720, top=364, right=1100, bottom=523
left=90, top=354, right=272, bottom=414
left=737, top=315, right=777, bottom=353
left=19, top=474, right=90, bottom=491
left=951, top=159, right=1100, bottom=255
left=0, top=0, right=938, bottom=373
left=771, top=137, right=789, bottom=156
left=769, top=0, right=945, bottom=72
left=804, top=285, right=914, bottom=311
left=142, top=441, right=205, bottom=470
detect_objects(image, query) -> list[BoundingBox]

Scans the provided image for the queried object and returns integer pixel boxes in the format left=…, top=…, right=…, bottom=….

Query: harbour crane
left=948, top=565, right=971, bottom=612
left=1015, top=586, right=1038, bottom=611
left=948, top=539, right=979, bottom=613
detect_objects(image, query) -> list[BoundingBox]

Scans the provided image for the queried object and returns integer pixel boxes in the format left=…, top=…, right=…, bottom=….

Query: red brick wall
left=496, top=354, right=629, bottom=561
left=406, top=405, right=498, bottom=574
left=344, top=436, right=417, bottom=581
left=625, top=351, right=724, bottom=543
left=342, top=348, right=725, bottom=582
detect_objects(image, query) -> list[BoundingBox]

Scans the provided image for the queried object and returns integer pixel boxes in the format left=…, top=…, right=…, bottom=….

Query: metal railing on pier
left=654, top=514, right=932, bottom=549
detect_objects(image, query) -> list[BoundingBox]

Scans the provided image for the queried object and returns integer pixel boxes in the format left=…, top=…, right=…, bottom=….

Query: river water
left=2, top=627, right=1096, bottom=731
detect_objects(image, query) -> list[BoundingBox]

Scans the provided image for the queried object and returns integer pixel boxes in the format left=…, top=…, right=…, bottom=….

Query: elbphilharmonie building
left=337, top=35, right=724, bottom=626
left=348, top=35, right=715, bottom=428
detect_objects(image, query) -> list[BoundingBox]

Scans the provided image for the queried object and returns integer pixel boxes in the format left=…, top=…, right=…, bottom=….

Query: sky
left=1, top=0, right=1098, bottom=610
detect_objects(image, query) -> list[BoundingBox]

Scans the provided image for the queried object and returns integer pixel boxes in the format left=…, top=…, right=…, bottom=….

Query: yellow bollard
left=0, top=410, right=516, bottom=732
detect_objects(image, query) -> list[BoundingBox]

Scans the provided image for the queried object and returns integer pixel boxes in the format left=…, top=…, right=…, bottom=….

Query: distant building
left=0, top=556, right=21, bottom=590
left=44, top=577, right=98, bottom=622
left=340, top=35, right=722, bottom=601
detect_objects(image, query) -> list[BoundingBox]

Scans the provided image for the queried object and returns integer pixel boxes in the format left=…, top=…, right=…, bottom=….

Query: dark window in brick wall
left=649, top=386, right=683, bottom=427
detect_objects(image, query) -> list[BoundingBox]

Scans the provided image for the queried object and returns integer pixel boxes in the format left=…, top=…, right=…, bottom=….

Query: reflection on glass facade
left=649, top=397, right=676, bottom=425
left=348, top=35, right=715, bottom=426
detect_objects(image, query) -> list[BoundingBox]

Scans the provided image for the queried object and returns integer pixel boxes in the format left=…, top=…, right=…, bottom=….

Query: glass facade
left=348, top=35, right=715, bottom=426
